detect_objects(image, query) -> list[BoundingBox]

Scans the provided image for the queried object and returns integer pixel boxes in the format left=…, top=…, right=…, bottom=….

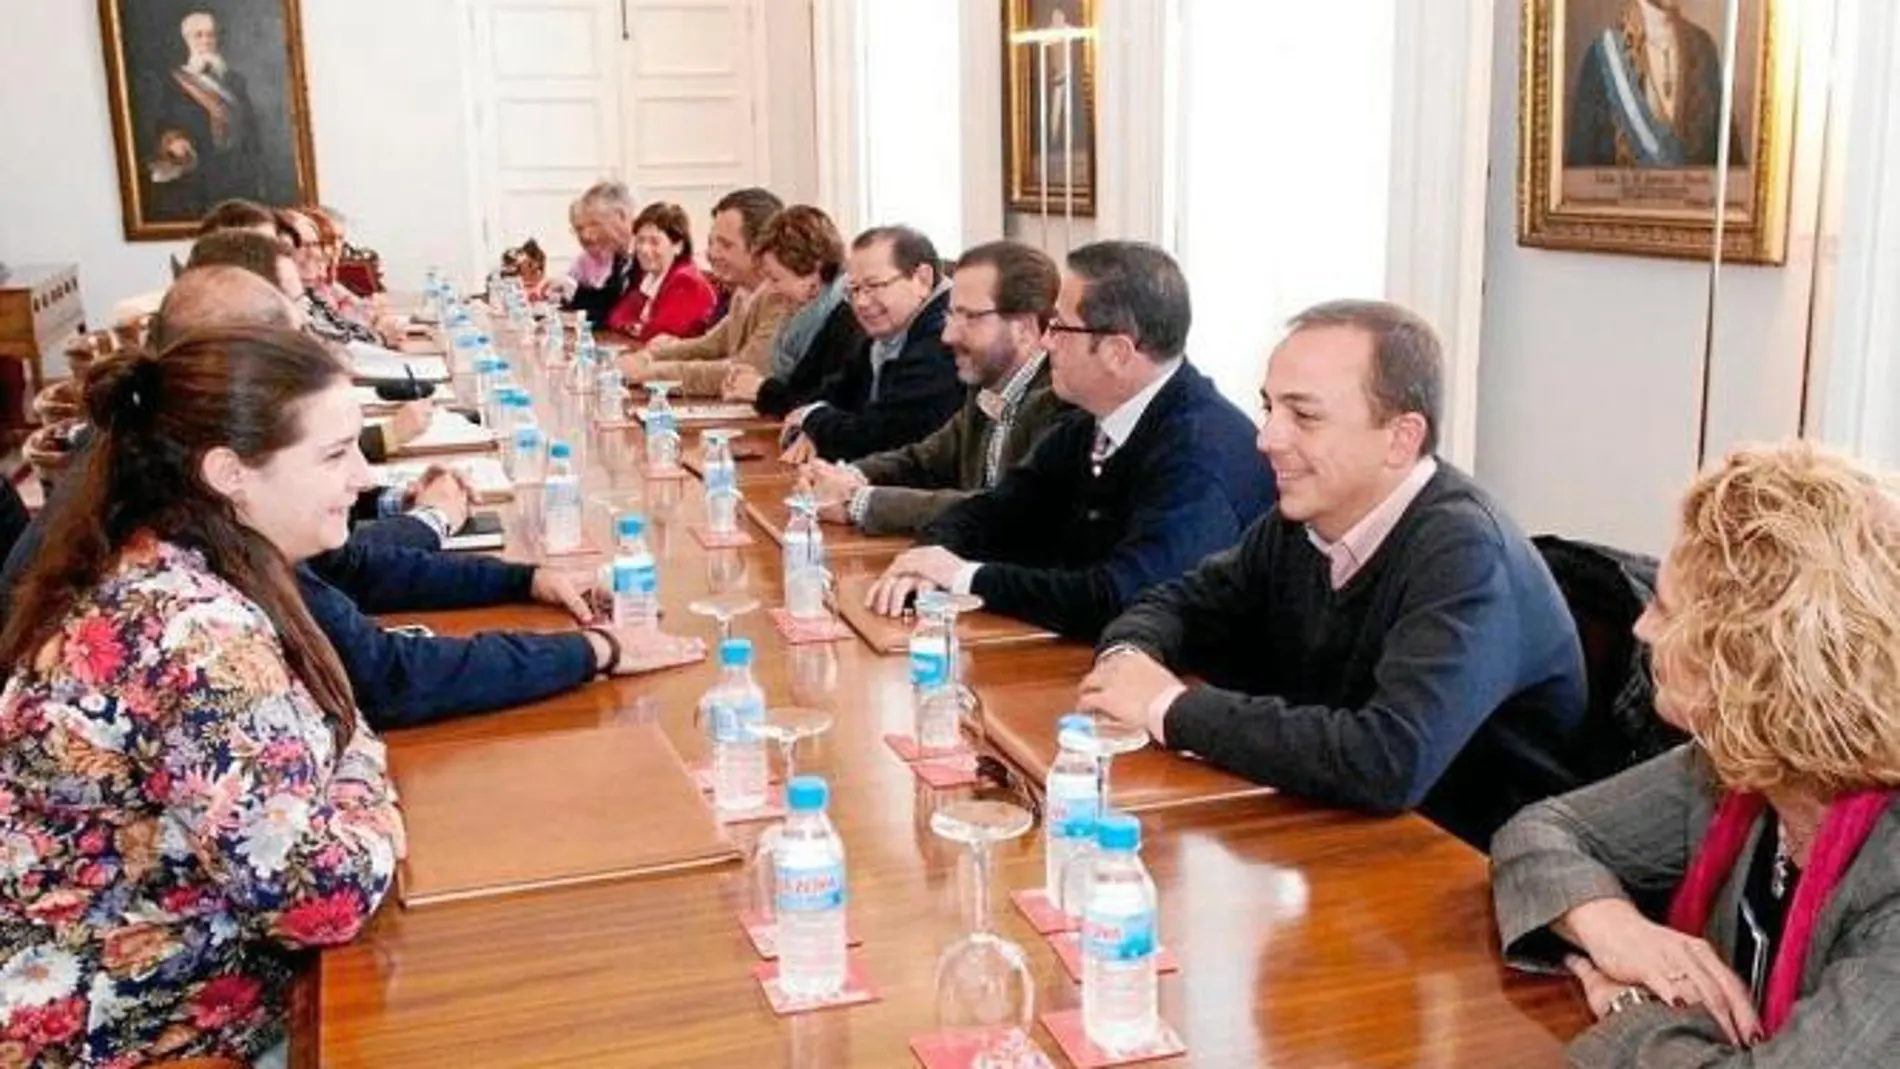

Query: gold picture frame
left=1517, top=0, right=1792, bottom=264
left=98, top=0, right=320, bottom=241
left=1003, top=0, right=1099, bottom=217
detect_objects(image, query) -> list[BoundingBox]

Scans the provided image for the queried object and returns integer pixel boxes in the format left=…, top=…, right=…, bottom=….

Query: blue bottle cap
left=1095, top=811, right=1140, bottom=851
left=616, top=513, right=646, bottom=537
left=1057, top=713, right=1094, bottom=734
left=719, top=637, right=753, bottom=666
left=787, top=775, right=829, bottom=812
left=548, top=441, right=571, bottom=459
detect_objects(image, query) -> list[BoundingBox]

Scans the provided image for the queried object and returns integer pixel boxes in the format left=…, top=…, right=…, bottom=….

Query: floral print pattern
left=0, top=536, right=402, bottom=1066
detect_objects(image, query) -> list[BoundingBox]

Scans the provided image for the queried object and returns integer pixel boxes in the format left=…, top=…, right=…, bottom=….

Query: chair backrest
left=1533, top=535, right=1688, bottom=779
left=335, top=241, right=386, bottom=297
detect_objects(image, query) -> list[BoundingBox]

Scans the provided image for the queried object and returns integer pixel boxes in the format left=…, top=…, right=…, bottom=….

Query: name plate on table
left=979, top=678, right=1275, bottom=814
left=740, top=496, right=910, bottom=557
left=832, top=571, right=1054, bottom=654
left=390, top=722, right=739, bottom=907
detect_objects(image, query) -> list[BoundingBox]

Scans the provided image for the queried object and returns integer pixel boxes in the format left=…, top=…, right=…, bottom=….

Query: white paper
left=347, top=341, right=451, bottom=383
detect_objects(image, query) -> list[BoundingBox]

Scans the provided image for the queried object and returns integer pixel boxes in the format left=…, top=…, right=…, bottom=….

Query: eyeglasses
left=945, top=306, right=1003, bottom=325
left=1042, top=320, right=1120, bottom=339
left=845, top=274, right=908, bottom=301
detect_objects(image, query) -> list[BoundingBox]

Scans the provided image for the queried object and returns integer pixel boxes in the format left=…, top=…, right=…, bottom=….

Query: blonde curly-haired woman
left=1491, top=441, right=1900, bottom=1068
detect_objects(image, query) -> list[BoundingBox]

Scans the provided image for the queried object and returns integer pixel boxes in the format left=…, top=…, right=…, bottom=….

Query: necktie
left=1090, top=426, right=1112, bottom=476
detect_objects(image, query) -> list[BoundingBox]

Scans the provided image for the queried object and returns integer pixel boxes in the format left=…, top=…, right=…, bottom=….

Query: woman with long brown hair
left=0, top=327, right=404, bottom=1064
left=1492, top=442, right=1900, bottom=1067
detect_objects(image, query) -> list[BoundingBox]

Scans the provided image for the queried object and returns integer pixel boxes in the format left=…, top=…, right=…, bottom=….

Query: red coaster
left=643, top=463, right=690, bottom=481
left=737, top=908, right=863, bottom=960
left=910, top=1027, right=1056, bottom=1069
left=913, top=755, right=979, bottom=789
left=770, top=608, right=855, bottom=644
left=1009, top=889, right=1076, bottom=935
left=1039, top=1009, right=1187, bottom=1067
left=689, top=524, right=755, bottom=548
left=753, top=956, right=882, bottom=1016
left=883, top=733, right=975, bottom=763
left=1046, top=932, right=1182, bottom=982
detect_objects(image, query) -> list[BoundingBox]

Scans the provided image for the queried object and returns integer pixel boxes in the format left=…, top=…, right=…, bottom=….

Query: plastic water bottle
left=479, top=361, right=512, bottom=427
left=702, top=431, right=741, bottom=532
left=782, top=495, right=827, bottom=618
left=595, top=362, right=626, bottom=422
left=610, top=513, right=659, bottom=633
left=703, top=638, right=768, bottom=812
left=645, top=383, right=681, bottom=468
left=1046, top=713, right=1101, bottom=906
left=543, top=314, right=566, bottom=364
left=910, top=592, right=961, bottom=751
left=1082, top=812, right=1160, bottom=1055
left=775, top=775, right=848, bottom=1000
left=505, top=393, right=545, bottom=484
left=542, top=440, right=583, bottom=553
left=451, top=326, right=482, bottom=379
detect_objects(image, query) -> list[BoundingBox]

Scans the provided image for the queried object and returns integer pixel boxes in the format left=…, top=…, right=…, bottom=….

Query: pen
left=404, top=364, right=419, bottom=399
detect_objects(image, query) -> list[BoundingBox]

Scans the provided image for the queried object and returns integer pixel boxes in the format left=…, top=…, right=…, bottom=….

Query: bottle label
left=1083, top=908, right=1156, bottom=963
left=775, top=860, right=846, bottom=913
left=1046, top=786, right=1099, bottom=840
left=612, top=559, right=657, bottom=595
left=711, top=696, right=764, bottom=743
left=910, top=646, right=950, bottom=688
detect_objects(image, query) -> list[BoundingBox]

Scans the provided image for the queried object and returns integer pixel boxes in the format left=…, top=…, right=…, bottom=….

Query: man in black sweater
left=864, top=241, right=1277, bottom=640
left=1084, top=299, right=1588, bottom=848
left=780, top=225, right=963, bottom=463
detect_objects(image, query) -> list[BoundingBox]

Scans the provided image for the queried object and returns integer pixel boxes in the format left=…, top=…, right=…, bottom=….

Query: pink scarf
left=1666, top=788, right=1895, bottom=1035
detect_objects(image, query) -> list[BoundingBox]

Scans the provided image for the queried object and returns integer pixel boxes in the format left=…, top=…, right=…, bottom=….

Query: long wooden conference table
left=297, top=322, right=1588, bottom=1067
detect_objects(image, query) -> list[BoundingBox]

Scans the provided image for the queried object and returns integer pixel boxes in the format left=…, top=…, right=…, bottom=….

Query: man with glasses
left=864, top=240, right=1276, bottom=640
left=796, top=240, right=1069, bottom=535
left=780, top=226, right=962, bottom=462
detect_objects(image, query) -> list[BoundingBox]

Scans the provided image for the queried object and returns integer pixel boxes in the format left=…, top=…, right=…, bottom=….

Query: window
left=856, top=0, right=963, bottom=254
left=1171, top=0, right=1398, bottom=413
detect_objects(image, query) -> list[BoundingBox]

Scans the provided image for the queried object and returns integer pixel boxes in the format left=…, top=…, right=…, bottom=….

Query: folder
left=832, top=571, right=1055, bottom=654
left=390, top=722, right=739, bottom=907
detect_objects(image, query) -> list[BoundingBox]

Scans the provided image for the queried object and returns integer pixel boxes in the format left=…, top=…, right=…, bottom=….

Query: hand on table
left=799, top=460, right=865, bottom=524
left=531, top=568, right=599, bottom=623
left=406, top=465, right=475, bottom=531
left=779, top=433, right=817, bottom=466
left=1077, top=648, right=1180, bottom=742
left=721, top=364, right=764, bottom=402
left=864, top=546, right=969, bottom=617
left=386, top=399, right=435, bottom=450
left=1557, top=897, right=1761, bottom=1045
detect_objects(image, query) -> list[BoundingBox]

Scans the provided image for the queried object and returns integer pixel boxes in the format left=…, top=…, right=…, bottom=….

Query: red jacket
left=604, top=259, right=718, bottom=342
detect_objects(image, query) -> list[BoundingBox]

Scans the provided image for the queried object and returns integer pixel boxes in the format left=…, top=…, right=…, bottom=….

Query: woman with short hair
left=1491, top=441, right=1900, bottom=1067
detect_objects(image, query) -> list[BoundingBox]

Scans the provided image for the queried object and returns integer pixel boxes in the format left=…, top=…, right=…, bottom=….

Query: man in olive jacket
left=799, top=240, right=1068, bottom=536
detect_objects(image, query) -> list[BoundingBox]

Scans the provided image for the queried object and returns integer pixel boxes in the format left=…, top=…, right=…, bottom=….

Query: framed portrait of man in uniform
left=1517, top=0, right=1792, bottom=263
left=98, top=0, right=319, bottom=241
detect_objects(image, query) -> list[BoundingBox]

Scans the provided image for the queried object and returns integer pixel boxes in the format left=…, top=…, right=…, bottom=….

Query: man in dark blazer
left=864, top=240, right=1277, bottom=640
left=780, top=226, right=963, bottom=463
left=799, top=239, right=1069, bottom=536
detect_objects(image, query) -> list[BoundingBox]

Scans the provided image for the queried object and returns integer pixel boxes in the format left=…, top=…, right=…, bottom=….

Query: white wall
left=1475, top=0, right=1832, bottom=554
left=0, top=0, right=817, bottom=315
left=0, top=0, right=478, bottom=313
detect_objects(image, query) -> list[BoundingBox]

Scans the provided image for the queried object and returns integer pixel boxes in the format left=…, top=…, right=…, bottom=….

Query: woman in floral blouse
left=0, top=327, right=404, bottom=1066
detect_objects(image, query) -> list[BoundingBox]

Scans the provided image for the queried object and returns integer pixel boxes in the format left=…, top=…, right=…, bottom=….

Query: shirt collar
left=1096, top=358, right=1183, bottom=455
left=976, top=351, right=1047, bottom=421
left=1306, top=456, right=1439, bottom=589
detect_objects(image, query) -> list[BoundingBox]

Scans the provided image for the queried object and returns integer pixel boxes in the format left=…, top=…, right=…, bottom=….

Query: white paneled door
left=463, top=0, right=767, bottom=274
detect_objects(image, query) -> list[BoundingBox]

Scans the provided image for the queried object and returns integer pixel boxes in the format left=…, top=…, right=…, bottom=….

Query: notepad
left=347, top=341, right=451, bottom=383
left=370, top=456, right=514, bottom=502
left=371, top=410, right=497, bottom=455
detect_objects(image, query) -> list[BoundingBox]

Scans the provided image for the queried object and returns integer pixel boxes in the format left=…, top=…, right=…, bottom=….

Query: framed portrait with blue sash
left=98, top=0, right=320, bottom=241
left=1517, top=0, right=1792, bottom=263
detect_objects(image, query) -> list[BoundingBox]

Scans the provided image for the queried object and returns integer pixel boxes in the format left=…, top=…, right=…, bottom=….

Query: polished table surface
left=305, top=327, right=1588, bottom=1067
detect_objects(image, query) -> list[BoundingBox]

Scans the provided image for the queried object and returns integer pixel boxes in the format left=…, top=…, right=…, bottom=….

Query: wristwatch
left=1605, top=986, right=1656, bottom=1016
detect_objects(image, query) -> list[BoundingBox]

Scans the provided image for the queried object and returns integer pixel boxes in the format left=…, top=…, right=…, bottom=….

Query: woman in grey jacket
left=1491, top=441, right=1900, bottom=1068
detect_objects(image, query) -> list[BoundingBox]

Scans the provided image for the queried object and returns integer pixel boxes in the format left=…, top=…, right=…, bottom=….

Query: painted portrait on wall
left=1004, top=0, right=1098, bottom=216
left=98, top=0, right=319, bottom=240
left=1518, top=0, right=1791, bottom=263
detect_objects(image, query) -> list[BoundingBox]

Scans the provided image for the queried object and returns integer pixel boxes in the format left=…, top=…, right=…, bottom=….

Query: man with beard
left=796, top=240, right=1069, bottom=536
left=147, top=11, right=266, bottom=216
